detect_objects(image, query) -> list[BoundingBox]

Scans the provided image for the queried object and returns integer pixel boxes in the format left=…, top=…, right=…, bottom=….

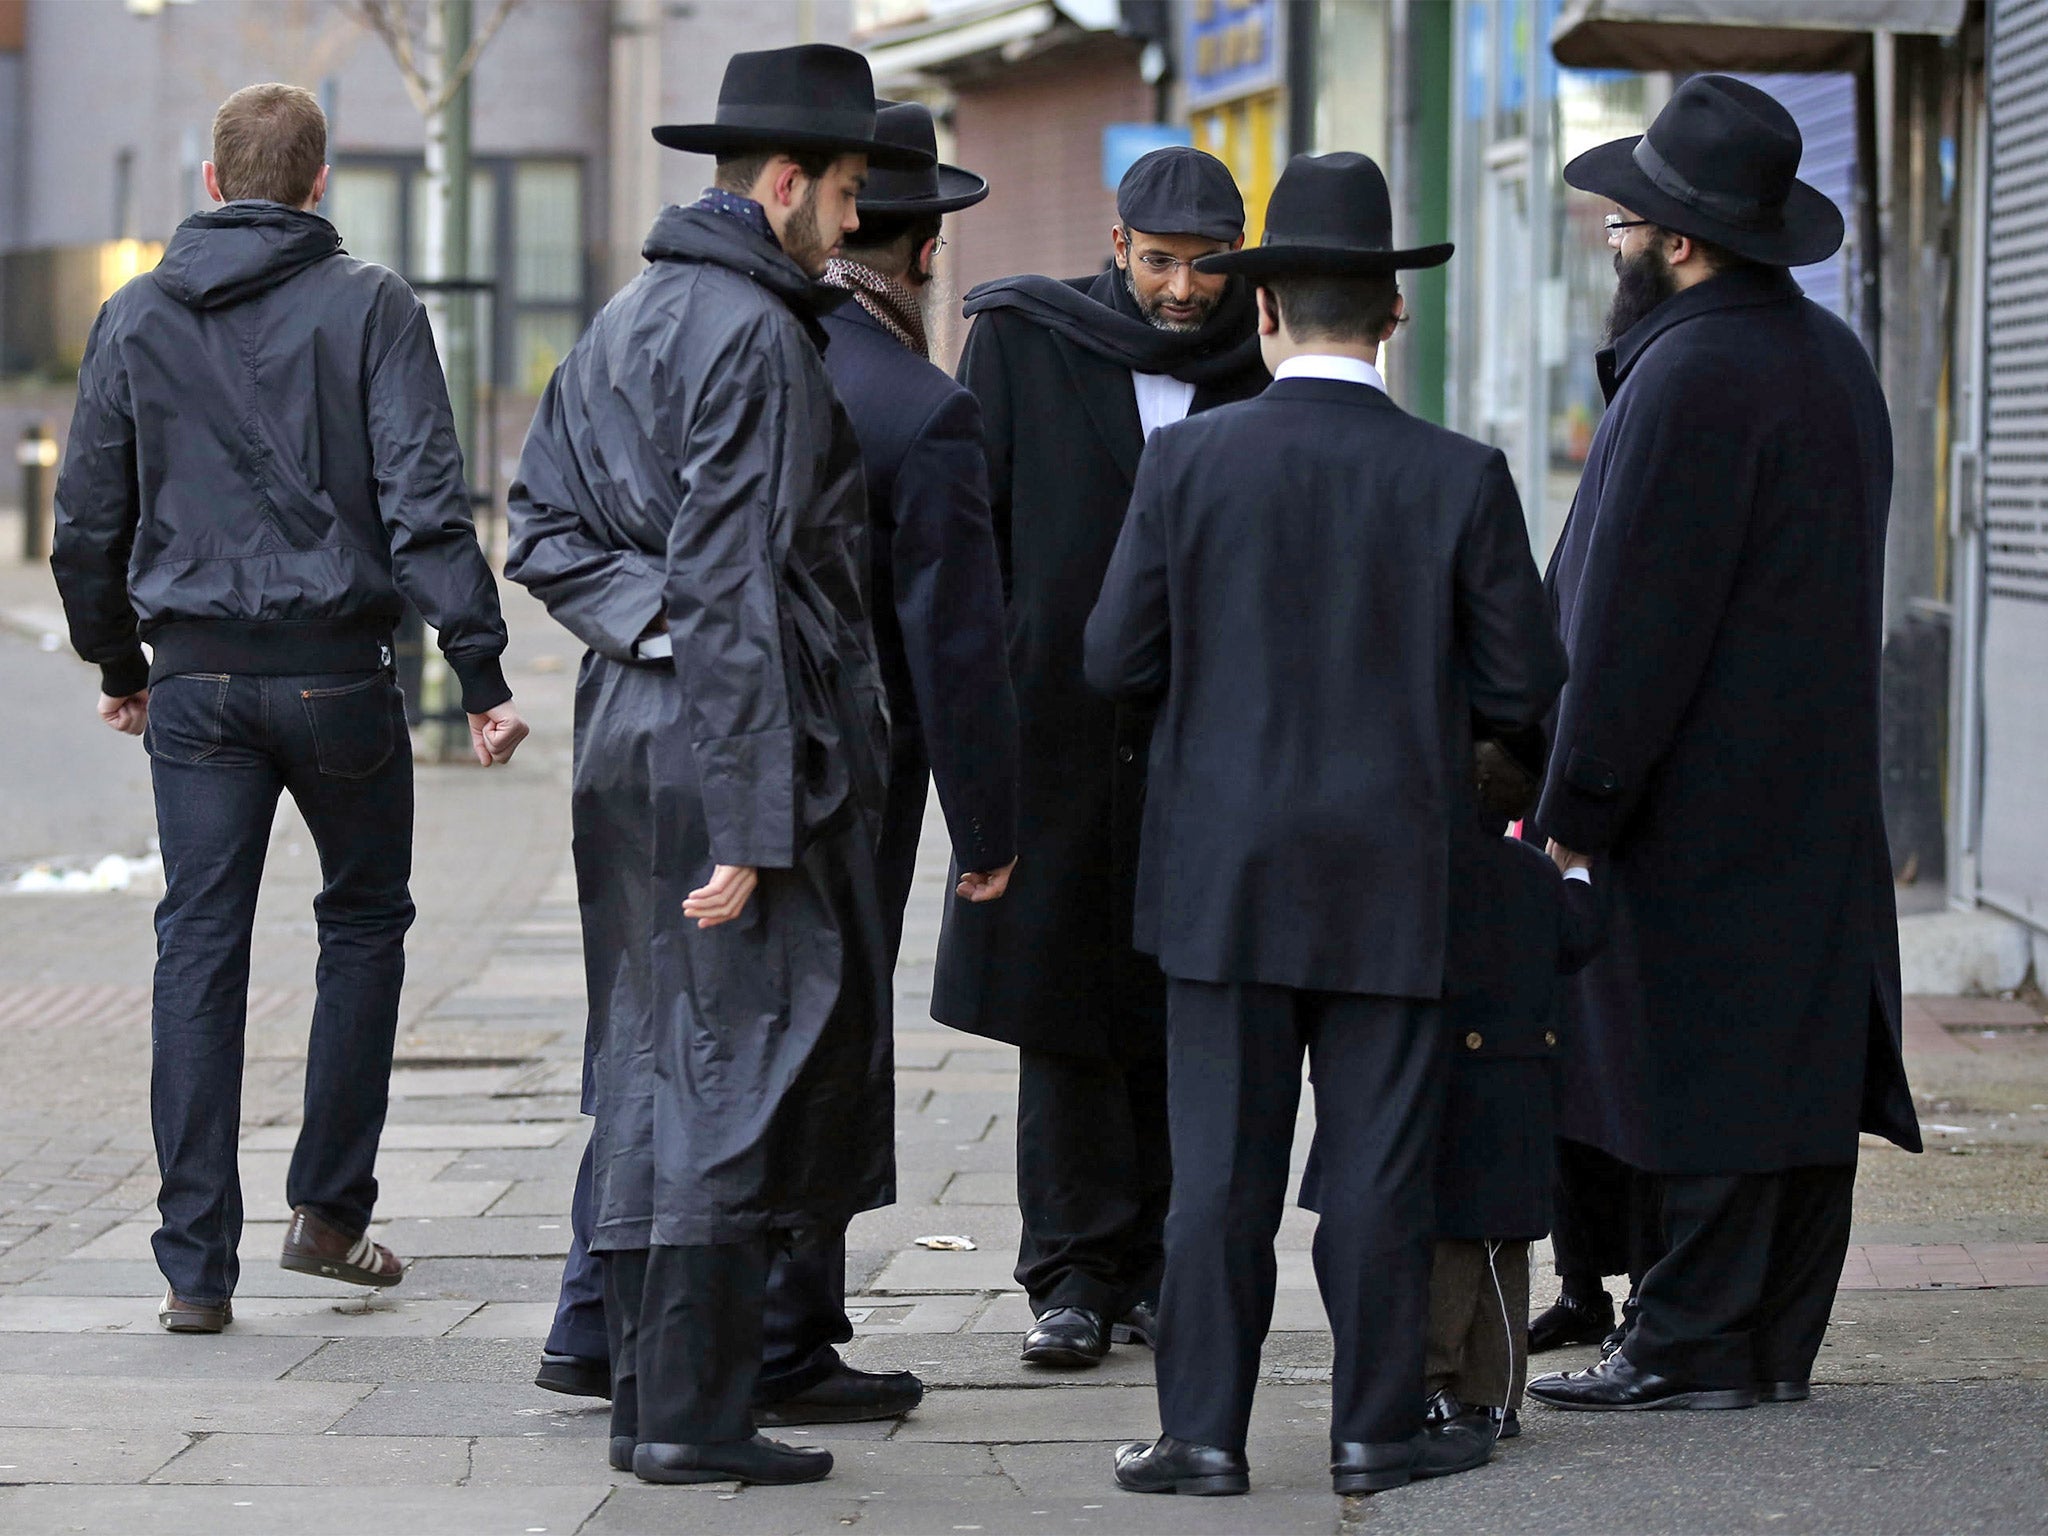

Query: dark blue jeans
left=146, top=670, right=414, bottom=1305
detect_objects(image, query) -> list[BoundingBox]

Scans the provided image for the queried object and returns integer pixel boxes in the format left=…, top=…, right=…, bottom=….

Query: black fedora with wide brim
left=652, top=44, right=934, bottom=172
left=857, top=101, right=988, bottom=216
left=1196, top=152, right=1452, bottom=279
left=1564, top=134, right=1843, bottom=268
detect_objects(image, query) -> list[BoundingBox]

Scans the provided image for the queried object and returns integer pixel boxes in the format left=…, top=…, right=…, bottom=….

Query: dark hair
left=1264, top=273, right=1402, bottom=343
left=1658, top=226, right=1771, bottom=280
left=842, top=210, right=942, bottom=260
left=713, top=145, right=837, bottom=194
left=212, top=83, right=326, bottom=205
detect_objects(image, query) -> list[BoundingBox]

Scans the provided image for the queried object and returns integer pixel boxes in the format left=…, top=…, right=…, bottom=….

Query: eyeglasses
left=1135, top=251, right=1201, bottom=277
left=1603, top=216, right=1653, bottom=244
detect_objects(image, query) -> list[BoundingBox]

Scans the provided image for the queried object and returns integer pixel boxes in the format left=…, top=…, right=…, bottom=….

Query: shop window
left=324, top=166, right=401, bottom=270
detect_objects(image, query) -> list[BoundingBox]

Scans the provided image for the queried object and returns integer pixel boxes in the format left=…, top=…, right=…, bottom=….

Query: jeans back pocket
left=299, top=674, right=398, bottom=780
left=144, top=674, right=231, bottom=764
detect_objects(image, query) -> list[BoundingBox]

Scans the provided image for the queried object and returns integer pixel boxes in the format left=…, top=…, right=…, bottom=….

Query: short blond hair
left=212, top=83, right=327, bottom=206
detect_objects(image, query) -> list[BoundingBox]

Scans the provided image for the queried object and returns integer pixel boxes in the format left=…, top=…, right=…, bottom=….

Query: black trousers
left=1157, top=981, right=1446, bottom=1453
left=1550, top=1136, right=1661, bottom=1293
left=1015, top=1046, right=1171, bottom=1318
left=606, top=1240, right=770, bottom=1447
left=1624, top=1164, right=1855, bottom=1390
left=876, top=753, right=928, bottom=971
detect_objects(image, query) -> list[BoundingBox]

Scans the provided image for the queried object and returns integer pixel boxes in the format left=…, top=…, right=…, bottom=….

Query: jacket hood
left=642, top=204, right=849, bottom=331
left=152, top=202, right=343, bottom=311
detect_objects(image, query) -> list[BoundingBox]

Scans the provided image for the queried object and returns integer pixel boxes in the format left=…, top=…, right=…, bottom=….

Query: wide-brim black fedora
left=858, top=101, right=988, bottom=216
left=1564, top=74, right=1843, bottom=268
left=1196, top=152, right=1453, bottom=278
left=652, top=44, right=934, bottom=172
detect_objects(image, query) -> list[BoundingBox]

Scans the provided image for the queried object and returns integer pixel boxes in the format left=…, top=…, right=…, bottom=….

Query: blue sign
left=1181, top=0, right=1285, bottom=112
left=1103, top=123, right=1193, bottom=192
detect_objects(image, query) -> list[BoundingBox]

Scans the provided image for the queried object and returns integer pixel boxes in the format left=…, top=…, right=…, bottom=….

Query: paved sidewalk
left=0, top=559, right=2044, bottom=1534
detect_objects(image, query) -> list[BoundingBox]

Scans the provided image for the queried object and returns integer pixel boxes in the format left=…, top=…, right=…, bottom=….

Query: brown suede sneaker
left=279, top=1205, right=405, bottom=1288
left=158, top=1289, right=232, bottom=1333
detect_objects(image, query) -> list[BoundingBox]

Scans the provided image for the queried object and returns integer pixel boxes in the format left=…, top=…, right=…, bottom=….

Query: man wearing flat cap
left=506, top=43, right=928, bottom=1487
left=1523, top=75, right=1921, bottom=1415
left=931, top=146, right=1269, bottom=1371
left=1085, top=151, right=1563, bottom=1496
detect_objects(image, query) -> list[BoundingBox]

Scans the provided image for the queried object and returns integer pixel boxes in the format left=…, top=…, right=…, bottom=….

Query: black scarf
left=960, top=264, right=1265, bottom=387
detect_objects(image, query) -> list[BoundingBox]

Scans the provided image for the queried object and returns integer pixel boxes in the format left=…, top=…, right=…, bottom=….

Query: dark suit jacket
left=1536, top=265, right=1920, bottom=1172
left=820, top=302, right=1018, bottom=890
left=1083, top=375, right=1565, bottom=996
left=930, top=302, right=1267, bottom=1057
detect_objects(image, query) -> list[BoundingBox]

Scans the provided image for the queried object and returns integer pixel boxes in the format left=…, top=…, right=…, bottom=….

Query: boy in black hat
left=1085, top=151, right=1564, bottom=1498
left=507, top=43, right=931, bottom=1488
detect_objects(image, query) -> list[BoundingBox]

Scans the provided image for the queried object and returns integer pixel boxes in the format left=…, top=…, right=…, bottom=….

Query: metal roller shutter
left=1735, top=72, right=1858, bottom=317
left=1978, top=0, right=2048, bottom=930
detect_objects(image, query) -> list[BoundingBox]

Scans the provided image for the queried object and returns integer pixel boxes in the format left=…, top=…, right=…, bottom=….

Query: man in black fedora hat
left=1522, top=74, right=1921, bottom=1415
left=1086, top=150, right=1563, bottom=1497
left=930, top=145, right=1269, bottom=1374
left=506, top=42, right=931, bottom=1487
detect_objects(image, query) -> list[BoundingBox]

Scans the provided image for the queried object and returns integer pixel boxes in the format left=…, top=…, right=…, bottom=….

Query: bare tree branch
left=431, top=0, right=521, bottom=115
left=342, top=0, right=522, bottom=118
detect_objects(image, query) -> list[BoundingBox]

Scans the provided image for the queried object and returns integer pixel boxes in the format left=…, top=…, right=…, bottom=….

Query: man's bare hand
left=684, top=864, right=759, bottom=928
left=956, top=857, right=1018, bottom=904
left=98, top=690, right=149, bottom=736
left=467, top=702, right=530, bottom=766
left=1548, top=839, right=1592, bottom=875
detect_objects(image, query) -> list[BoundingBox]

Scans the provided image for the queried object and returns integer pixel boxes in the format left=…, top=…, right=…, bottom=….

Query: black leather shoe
left=1600, top=1325, right=1627, bottom=1360
left=1424, top=1386, right=1496, bottom=1438
left=1111, top=1299, right=1159, bottom=1349
left=1758, top=1380, right=1810, bottom=1403
left=608, top=1436, right=634, bottom=1472
left=756, top=1364, right=924, bottom=1425
left=1021, top=1306, right=1108, bottom=1367
left=1331, top=1423, right=1492, bottom=1495
left=1528, top=1290, right=1616, bottom=1353
left=1526, top=1354, right=1758, bottom=1412
left=1113, top=1436, right=1250, bottom=1496
left=1488, top=1407, right=1521, bottom=1440
left=633, top=1434, right=832, bottom=1486
left=535, top=1352, right=612, bottom=1400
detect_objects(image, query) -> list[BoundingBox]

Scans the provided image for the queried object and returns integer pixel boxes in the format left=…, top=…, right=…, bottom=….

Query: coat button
left=1118, top=746, right=1135, bottom=763
left=1544, top=1030, right=1557, bottom=1047
left=1464, top=1032, right=1482, bottom=1050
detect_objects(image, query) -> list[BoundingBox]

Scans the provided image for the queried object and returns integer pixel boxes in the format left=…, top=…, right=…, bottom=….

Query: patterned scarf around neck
left=822, top=257, right=929, bottom=358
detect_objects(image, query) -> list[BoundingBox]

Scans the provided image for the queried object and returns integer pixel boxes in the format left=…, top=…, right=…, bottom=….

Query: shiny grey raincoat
left=505, top=205, right=894, bottom=1248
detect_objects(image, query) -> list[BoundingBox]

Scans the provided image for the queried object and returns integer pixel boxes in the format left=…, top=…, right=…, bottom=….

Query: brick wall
left=945, top=35, right=1149, bottom=326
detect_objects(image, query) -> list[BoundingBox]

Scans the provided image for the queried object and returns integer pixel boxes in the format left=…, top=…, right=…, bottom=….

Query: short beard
left=781, top=178, right=831, bottom=277
left=1604, top=241, right=1677, bottom=344
left=1124, top=263, right=1215, bottom=333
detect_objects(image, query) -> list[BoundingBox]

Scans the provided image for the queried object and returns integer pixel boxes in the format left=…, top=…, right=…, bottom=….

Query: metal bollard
left=16, top=423, right=57, bottom=562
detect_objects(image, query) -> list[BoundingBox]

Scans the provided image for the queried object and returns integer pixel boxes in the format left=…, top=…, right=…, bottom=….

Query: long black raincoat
left=506, top=205, right=895, bottom=1249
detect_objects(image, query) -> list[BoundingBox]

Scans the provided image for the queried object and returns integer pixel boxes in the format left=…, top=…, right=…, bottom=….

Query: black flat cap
left=1116, top=146, right=1244, bottom=241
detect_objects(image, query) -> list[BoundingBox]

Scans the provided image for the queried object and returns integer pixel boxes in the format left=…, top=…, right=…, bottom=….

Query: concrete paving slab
left=327, top=1381, right=610, bottom=1438
left=286, top=1336, right=551, bottom=1385
left=995, top=1438, right=1343, bottom=1530
left=466, top=1435, right=641, bottom=1486
left=0, top=1427, right=189, bottom=1483
left=939, top=1170, right=1019, bottom=1205
left=0, top=1373, right=373, bottom=1433
left=868, top=1245, right=1021, bottom=1294
left=376, top=1256, right=569, bottom=1303
left=0, top=1331, right=322, bottom=1378
left=889, top=1386, right=1160, bottom=1443
left=65, top=1219, right=289, bottom=1263
left=12, top=1259, right=348, bottom=1299
left=368, top=1216, right=573, bottom=1259
left=240, top=1122, right=571, bottom=1152
left=481, top=1179, right=576, bottom=1218
left=151, top=1432, right=471, bottom=1485
left=388, top=1066, right=532, bottom=1099
left=0, top=1483, right=612, bottom=1536
left=447, top=1302, right=553, bottom=1338
left=846, top=1291, right=983, bottom=1335
left=0, top=1295, right=480, bottom=1337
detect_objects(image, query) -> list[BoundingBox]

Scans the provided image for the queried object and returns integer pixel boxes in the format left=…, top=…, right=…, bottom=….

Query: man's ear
left=310, top=164, right=330, bottom=209
left=1229, top=232, right=1245, bottom=251
left=1666, top=230, right=1696, bottom=267
left=771, top=158, right=807, bottom=209
left=1383, top=291, right=1407, bottom=343
left=202, top=161, right=224, bottom=205
left=915, top=235, right=939, bottom=282
left=1256, top=286, right=1280, bottom=338
left=1111, top=222, right=1130, bottom=271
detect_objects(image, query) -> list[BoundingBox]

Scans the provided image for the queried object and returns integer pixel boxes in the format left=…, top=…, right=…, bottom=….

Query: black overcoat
left=1082, top=377, right=1566, bottom=996
left=1434, top=835, right=1604, bottom=1240
left=929, top=294, right=1267, bottom=1058
left=1535, top=266, right=1922, bottom=1173
left=505, top=206, right=895, bottom=1247
left=819, top=301, right=1019, bottom=957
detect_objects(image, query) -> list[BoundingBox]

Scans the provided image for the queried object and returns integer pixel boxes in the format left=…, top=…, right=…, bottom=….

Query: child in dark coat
left=1424, top=742, right=1605, bottom=1439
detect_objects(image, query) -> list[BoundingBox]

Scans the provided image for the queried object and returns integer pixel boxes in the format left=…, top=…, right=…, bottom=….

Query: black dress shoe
left=1111, top=1299, right=1159, bottom=1349
left=1758, top=1380, right=1810, bottom=1403
left=1332, top=1423, right=1492, bottom=1495
left=535, top=1352, right=612, bottom=1400
left=1526, top=1354, right=1758, bottom=1412
left=1113, top=1435, right=1250, bottom=1496
left=1488, top=1407, right=1521, bottom=1440
left=756, top=1364, right=924, bottom=1425
left=633, top=1434, right=832, bottom=1485
left=1600, top=1325, right=1627, bottom=1360
left=1021, top=1306, right=1108, bottom=1367
left=1424, top=1386, right=1496, bottom=1437
left=1528, top=1290, right=1616, bottom=1353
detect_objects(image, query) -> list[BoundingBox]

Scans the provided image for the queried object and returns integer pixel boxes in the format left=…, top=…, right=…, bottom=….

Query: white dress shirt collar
left=1273, top=353, right=1388, bottom=394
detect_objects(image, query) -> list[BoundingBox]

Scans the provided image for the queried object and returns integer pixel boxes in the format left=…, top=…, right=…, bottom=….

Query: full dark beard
left=782, top=180, right=830, bottom=276
left=1124, top=263, right=1215, bottom=334
left=1604, top=242, right=1677, bottom=344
